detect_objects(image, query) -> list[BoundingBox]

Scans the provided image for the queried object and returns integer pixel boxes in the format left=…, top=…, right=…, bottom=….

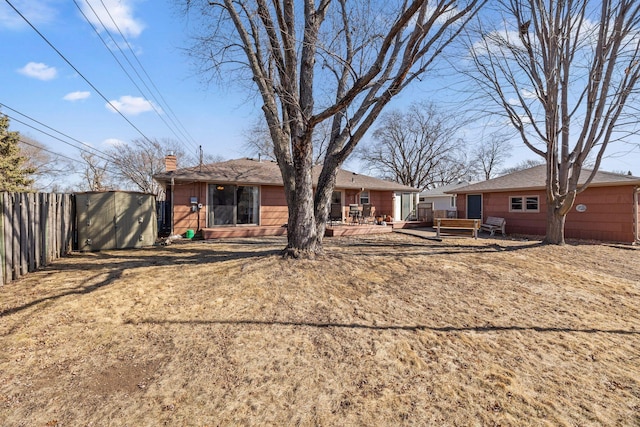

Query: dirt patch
left=87, top=357, right=165, bottom=395
left=0, top=234, right=639, bottom=426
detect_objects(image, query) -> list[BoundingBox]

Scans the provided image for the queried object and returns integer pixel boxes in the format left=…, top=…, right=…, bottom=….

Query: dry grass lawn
left=1, top=233, right=639, bottom=426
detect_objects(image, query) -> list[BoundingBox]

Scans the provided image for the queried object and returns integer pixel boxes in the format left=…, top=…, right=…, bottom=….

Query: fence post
left=34, top=193, right=41, bottom=269
left=12, top=193, right=20, bottom=280
left=0, top=192, right=4, bottom=286
left=19, top=193, right=28, bottom=276
left=3, top=192, right=13, bottom=284
left=27, top=193, right=35, bottom=272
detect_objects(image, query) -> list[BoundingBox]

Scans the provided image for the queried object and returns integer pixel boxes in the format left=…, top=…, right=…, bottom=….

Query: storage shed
left=75, top=191, right=157, bottom=251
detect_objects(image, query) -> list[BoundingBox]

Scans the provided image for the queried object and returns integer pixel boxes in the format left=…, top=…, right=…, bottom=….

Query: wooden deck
left=200, top=221, right=428, bottom=239
left=325, top=224, right=393, bottom=237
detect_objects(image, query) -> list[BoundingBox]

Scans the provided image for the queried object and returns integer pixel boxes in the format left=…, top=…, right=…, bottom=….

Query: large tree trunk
left=283, top=137, right=323, bottom=259
left=284, top=188, right=320, bottom=258
left=543, top=203, right=566, bottom=245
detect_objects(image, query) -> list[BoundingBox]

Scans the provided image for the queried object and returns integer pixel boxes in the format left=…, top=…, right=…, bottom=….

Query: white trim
left=359, top=190, right=370, bottom=205
left=509, top=195, right=540, bottom=213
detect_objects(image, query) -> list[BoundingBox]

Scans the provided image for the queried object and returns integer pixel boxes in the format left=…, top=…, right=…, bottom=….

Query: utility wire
left=96, top=0, right=202, bottom=153
left=1, top=103, right=115, bottom=163
left=4, top=112, right=120, bottom=170
left=74, top=0, right=198, bottom=155
left=19, top=138, right=83, bottom=165
left=4, top=0, right=156, bottom=146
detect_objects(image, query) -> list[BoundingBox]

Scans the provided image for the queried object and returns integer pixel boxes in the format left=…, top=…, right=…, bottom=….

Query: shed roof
left=154, top=158, right=419, bottom=192
left=451, top=165, right=640, bottom=194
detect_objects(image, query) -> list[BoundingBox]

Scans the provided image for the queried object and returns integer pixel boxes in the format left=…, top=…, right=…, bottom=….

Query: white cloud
left=63, top=91, right=91, bottom=101
left=80, top=0, right=145, bottom=38
left=18, top=62, right=57, bottom=80
left=521, top=88, right=539, bottom=99
left=518, top=115, right=532, bottom=125
left=103, top=138, right=126, bottom=147
left=0, top=1, right=56, bottom=30
left=106, top=95, right=157, bottom=115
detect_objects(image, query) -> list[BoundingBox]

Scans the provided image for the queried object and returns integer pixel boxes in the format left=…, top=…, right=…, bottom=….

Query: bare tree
left=359, top=101, right=473, bottom=190
left=80, top=151, right=112, bottom=192
left=242, top=117, right=330, bottom=165
left=19, top=136, right=73, bottom=192
left=473, top=133, right=511, bottom=180
left=185, top=0, right=486, bottom=257
left=467, top=0, right=640, bottom=244
left=107, top=138, right=194, bottom=199
left=499, top=158, right=544, bottom=176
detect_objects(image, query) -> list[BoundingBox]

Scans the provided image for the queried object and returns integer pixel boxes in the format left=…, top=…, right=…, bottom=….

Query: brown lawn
left=1, top=233, right=639, bottom=426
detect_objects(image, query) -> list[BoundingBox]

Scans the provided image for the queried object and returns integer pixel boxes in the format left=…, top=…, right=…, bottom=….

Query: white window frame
left=509, top=195, right=539, bottom=213
left=359, top=190, right=370, bottom=205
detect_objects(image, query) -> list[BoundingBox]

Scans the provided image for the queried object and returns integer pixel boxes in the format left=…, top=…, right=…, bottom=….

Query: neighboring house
left=449, top=165, right=640, bottom=243
left=419, top=181, right=475, bottom=218
left=153, top=157, right=419, bottom=237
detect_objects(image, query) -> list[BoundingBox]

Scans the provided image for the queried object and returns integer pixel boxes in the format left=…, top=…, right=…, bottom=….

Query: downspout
left=632, top=186, right=639, bottom=244
left=170, top=177, right=175, bottom=236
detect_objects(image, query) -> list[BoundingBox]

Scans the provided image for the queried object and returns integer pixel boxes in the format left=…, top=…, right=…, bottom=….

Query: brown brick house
left=153, top=157, right=419, bottom=238
left=450, top=165, right=640, bottom=243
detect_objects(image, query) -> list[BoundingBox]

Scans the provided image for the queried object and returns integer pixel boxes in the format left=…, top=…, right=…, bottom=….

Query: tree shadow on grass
left=0, top=245, right=283, bottom=321
left=0, top=270, right=123, bottom=321
left=138, top=318, right=640, bottom=336
left=333, top=239, right=546, bottom=257
left=44, top=246, right=284, bottom=274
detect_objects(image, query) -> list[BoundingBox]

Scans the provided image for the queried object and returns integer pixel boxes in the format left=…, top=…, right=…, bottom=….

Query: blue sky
left=0, top=0, right=257, bottom=171
left=1, top=0, right=639, bottom=181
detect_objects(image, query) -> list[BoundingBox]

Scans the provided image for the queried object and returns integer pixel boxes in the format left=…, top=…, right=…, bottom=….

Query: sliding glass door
left=208, top=184, right=259, bottom=226
left=209, top=184, right=235, bottom=225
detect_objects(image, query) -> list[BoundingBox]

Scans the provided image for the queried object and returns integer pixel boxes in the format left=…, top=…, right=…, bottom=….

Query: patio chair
left=329, top=203, right=343, bottom=225
left=348, top=204, right=360, bottom=224
left=360, top=204, right=373, bottom=224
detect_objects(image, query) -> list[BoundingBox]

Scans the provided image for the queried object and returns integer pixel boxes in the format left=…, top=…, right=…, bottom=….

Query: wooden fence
left=0, top=192, right=75, bottom=286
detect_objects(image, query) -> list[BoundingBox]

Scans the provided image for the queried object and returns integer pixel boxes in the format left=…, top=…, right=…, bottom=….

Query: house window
left=450, top=196, right=455, bottom=208
left=359, top=191, right=370, bottom=205
left=510, top=195, right=539, bottom=212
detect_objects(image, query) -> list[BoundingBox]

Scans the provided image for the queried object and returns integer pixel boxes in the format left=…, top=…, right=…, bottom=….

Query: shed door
left=77, top=192, right=117, bottom=251
left=467, top=194, right=482, bottom=219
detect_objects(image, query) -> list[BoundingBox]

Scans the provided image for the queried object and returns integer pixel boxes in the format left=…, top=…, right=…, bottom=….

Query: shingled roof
left=153, top=158, right=418, bottom=192
left=451, top=165, right=640, bottom=194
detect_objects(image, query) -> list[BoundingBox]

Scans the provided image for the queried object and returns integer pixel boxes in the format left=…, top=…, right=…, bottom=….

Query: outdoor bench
left=480, top=216, right=506, bottom=237
left=435, top=218, right=480, bottom=239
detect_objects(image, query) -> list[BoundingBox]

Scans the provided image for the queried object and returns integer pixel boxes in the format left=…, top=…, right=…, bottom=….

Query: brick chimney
left=165, top=154, right=177, bottom=172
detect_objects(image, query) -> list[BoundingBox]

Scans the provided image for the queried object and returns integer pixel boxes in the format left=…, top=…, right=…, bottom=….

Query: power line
left=3, top=111, right=120, bottom=170
left=1, top=103, right=114, bottom=163
left=73, top=0, right=199, bottom=155
left=4, top=0, right=157, bottom=146
left=95, top=0, right=202, bottom=153
left=18, top=138, right=82, bottom=165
